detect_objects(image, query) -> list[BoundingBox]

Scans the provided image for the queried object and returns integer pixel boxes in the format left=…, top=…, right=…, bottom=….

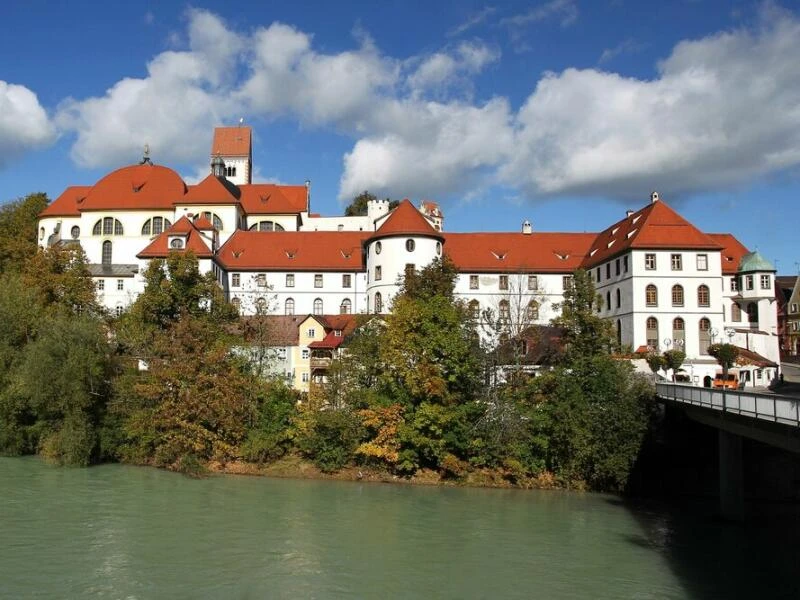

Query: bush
left=299, top=409, right=363, bottom=473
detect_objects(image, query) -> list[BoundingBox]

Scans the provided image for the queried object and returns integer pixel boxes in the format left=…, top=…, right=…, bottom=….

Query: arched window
left=200, top=212, right=223, bottom=230
left=93, top=217, right=124, bottom=236
left=747, top=302, right=758, bottom=323
left=406, top=239, right=415, bottom=252
left=672, top=317, right=685, bottom=347
left=526, top=300, right=539, bottom=321
left=340, top=299, right=352, bottom=314
left=699, top=318, right=711, bottom=354
left=697, top=284, right=710, bottom=307
left=102, top=241, right=112, bottom=265
left=731, top=302, right=742, bottom=322
left=646, top=284, right=657, bottom=307
left=256, top=297, right=268, bottom=313
left=285, top=298, right=295, bottom=315
left=142, top=217, right=172, bottom=236
left=646, top=316, right=659, bottom=350
left=249, top=221, right=285, bottom=232
left=39, top=227, right=45, bottom=240
left=313, top=298, right=323, bottom=315
left=374, top=292, right=383, bottom=314
left=499, top=299, right=510, bottom=322
left=231, top=297, right=241, bottom=313
left=70, top=226, right=80, bottom=239
left=469, top=300, right=480, bottom=319
left=616, top=288, right=621, bottom=308
left=671, top=284, right=684, bottom=307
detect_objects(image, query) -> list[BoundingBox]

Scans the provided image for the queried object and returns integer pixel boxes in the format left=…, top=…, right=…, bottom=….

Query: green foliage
left=0, top=193, right=48, bottom=273
left=344, top=191, right=377, bottom=216
left=398, top=255, right=460, bottom=302
left=662, top=349, right=686, bottom=381
left=708, top=343, right=739, bottom=373
left=552, top=269, right=617, bottom=359
left=241, top=383, right=300, bottom=463
left=23, top=245, right=99, bottom=316
left=297, top=408, right=364, bottom=473
left=645, top=352, right=666, bottom=374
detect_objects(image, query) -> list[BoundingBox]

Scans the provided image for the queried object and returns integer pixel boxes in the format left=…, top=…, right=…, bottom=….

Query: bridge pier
left=718, top=430, right=744, bottom=521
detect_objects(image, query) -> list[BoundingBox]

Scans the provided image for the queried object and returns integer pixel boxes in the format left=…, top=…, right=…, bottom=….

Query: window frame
left=470, top=275, right=479, bottom=290
left=314, top=274, right=323, bottom=288
left=645, top=253, right=656, bottom=270
left=671, top=254, right=683, bottom=271
left=697, top=253, right=708, bottom=271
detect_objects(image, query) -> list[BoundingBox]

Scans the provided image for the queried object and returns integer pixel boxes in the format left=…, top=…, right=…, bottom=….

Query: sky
left=1, top=0, right=799, bottom=273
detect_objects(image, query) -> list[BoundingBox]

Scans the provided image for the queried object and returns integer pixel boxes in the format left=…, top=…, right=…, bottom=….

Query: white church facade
left=38, top=126, right=780, bottom=390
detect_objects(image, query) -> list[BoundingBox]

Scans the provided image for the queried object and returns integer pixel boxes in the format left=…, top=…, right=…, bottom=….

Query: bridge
left=655, top=382, right=800, bottom=520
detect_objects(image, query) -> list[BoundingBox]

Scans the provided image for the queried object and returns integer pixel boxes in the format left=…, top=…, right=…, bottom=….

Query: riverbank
left=206, top=454, right=566, bottom=490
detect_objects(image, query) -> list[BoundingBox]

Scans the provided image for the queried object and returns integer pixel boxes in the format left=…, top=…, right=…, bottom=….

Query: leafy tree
left=708, top=343, right=739, bottom=381
left=0, top=192, right=48, bottom=273
left=645, top=352, right=666, bottom=375
left=240, top=383, right=300, bottom=463
left=295, top=405, right=364, bottom=472
left=22, top=245, right=98, bottom=316
left=662, top=349, right=686, bottom=382
left=344, top=191, right=377, bottom=216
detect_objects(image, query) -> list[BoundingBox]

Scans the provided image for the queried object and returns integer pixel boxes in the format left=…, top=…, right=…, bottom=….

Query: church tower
left=210, top=124, right=252, bottom=186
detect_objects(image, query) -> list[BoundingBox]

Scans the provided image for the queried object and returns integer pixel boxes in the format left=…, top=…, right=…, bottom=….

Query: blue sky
left=2, top=0, right=799, bottom=273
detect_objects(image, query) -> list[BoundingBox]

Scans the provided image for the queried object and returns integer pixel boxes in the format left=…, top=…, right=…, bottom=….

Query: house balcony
left=310, top=357, right=332, bottom=370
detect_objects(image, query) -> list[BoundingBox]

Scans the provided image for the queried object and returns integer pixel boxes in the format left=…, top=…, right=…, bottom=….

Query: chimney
left=650, top=191, right=660, bottom=203
left=305, top=179, right=311, bottom=207
left=522, top=220, right=532, bottom=235
left=626, top=210, right=634, bottom=218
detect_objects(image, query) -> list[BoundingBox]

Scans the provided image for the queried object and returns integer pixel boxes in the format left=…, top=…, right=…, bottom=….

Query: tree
left=344, top=191, right=377, bottom=216
left=22, top=245, right=99, bottom=316
left=0, top=192, right=48, bottom=273
left=662, top=349, right=686, bottom=382
left=645, top=351, right=666, bottom=376
left=551, top=269, right=617, bottom=360
left=708, top=343, right=739, bottom=381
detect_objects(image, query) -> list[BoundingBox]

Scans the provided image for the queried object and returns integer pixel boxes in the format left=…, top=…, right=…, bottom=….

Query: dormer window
left=169, top=238, right=184, bottom=249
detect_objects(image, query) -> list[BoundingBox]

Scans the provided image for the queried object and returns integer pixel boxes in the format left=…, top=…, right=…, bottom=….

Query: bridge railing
left=656, top=382, right=800, bottom=428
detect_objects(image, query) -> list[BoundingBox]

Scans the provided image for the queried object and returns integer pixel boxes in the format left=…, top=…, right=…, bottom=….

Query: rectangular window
left=375, top=266, right=382, bottom=281
left=596, top=268, right=600, bottom=282
left=306, top=329, right=315, bottom=338
left=257, top=273, right=266, bottom=287
left=697, top=254, right=708, bottom=271
left=563, top=275, right=573, bottom=290
left=791, top=303, right=798, bottom=313
left=314, top=274, right=323, bottom=288
left=470, top=275, right=479, bottom=289
left=302, top=349, right=309, bottom=360
left=286, top=274, right=294, bottom=287
left=615, top=259, right=620, bottom=276
left=499, top=275, right=509, bottom=290
left=746, top=275, right=754, bottom=290
left=606, top=264, right=611, bottom=279
left=528, top=275, right=538, bottom=291
left=760, top=274, right=771, bottom=289
left=730, top=277, right=739, bottom=292
left=231, top=273, right=240, bottom=287
left=117, top=279, right=124, bottom=291
left=623, top=255, right=629, bottom=273
left=302, top=372, right=309, bottom=383
left=96, top=279, right=105, bottom=291
left=342, top=274, right=351, bottom=288
left=645, top=253, right=656, bottom=270
left=671, top=254, right=682, bottom=271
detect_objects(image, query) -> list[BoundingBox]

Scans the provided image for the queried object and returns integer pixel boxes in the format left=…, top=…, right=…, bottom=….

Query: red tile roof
left=181, top=174, right=241, bottom=205
left=308, top=314, right=360, bottom=349
left=239, top=315, right=302, bottom=345
left=137, top=216, right=213, bottom=258
left=708, top=233, right=749, bottom=275
left=373, top=199, right=443, bottom=239
left=192, top=215, right=216, bottom=230
left=81, top=164, right=187, bottom=211
left=39, top=186, right=91, bottom=217
left=583, top=200, right=721, bottom=267
left=444, top=232, right=595, bottom=273
left=211, top=126, right=251, bottom=156
left=217, top=230, right=369, bottom=271
left=239, top=184, right=309, bottom=214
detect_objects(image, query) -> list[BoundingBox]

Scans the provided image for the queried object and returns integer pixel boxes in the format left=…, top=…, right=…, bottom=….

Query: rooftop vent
left=522, top=220, right=532, bottom=235
left=626, top=210, right=634, bottom=217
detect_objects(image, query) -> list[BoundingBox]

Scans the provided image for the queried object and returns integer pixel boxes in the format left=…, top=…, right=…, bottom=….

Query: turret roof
left=372, top=199, right=442, bottom=239
left=738, top=250, right=775, bottom=273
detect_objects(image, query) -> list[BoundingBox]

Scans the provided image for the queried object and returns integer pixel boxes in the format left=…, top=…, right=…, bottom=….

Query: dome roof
left=82, top=163, right=187, bottom=211
left=737, top=250, right=775, bottom=273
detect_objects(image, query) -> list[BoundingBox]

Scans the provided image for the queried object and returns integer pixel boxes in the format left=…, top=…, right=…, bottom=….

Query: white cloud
left=598, top=39, right=642, bottom=64
left=0, top=81, right=56, bottom=167
left=407, top=41, right=499, bottom=95
left=500, top=0, right=579, bottom=29
left=501, top=11, right=800, bottom=198
left=447, top=6, right=497, bottom=38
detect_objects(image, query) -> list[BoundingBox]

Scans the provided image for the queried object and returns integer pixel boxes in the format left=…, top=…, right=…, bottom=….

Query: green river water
left=1, top=457, right=798, bottom=599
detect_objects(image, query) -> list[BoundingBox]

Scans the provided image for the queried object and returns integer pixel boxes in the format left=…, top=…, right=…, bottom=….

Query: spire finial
left=140, top=143, right=152, bottom=165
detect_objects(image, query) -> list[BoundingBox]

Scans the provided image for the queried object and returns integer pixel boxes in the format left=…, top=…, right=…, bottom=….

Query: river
left=1, top=457, right=797, bottom=599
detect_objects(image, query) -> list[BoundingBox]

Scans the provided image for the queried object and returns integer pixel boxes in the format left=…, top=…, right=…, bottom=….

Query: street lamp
left=709, top=327, right=719, bottom=344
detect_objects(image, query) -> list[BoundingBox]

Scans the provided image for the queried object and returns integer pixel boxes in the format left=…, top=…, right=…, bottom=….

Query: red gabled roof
left=181, top=174, right=241, bottom=205
left=137, top=216, right=213, bottom=258
left=80, top=163, right=187, bottom=211
left=39, top=186, right=91, bottom=217
left=239, top=184, right=308, bottom=215
left=708, top=233, right=749, bottom=275
left=211, top=126, right=251, bottom=156
left=583, top=200, right=721, bottom=268
left=444, top=232, right=595, bottom=273
left=308, top=314, right=360, bottom=349
left=192, top=216, right=216, bottom=230
left=373, top=199, right=442, bottom=239
left=217, top=230, right=369, bottom=271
